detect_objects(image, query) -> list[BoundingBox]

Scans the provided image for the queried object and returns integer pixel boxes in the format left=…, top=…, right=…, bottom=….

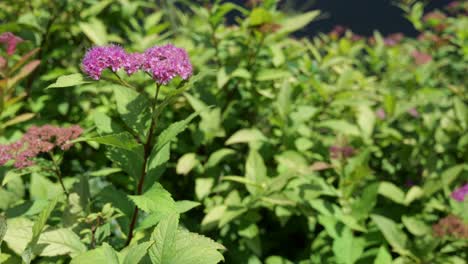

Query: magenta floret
left=0, top=32, right=23, bottom=55
left=142, top=44, right=193, bottom=84
left=452, top=184, right=468, bottom=202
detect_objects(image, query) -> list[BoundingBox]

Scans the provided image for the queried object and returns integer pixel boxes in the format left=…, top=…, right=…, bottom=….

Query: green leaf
left=22, top=197, right=58, bottom=263
left=356, top=105, right=375, bottom=138
left=249, top=8, right=272, bottom=26
left=245, top=149, right=267, bottom=194
left=352, top=183, right=379, bottom=220
left=93, top=111, right=125, bottom=135
left=36, top=228, right=87, bottom=257
left=145, top=144, right=170, bottom=190
left=404, top=186, right=424, bottom=205
left=148, top=214, right=179, bottom=264
left=154, top=112, right=199, bottom=153
left=79, top=18, right=108, bottom=45
left=128, top=183, right=177, bottom=216
left=378, top=182, right=406, bottom=205
left=195, top=178, right=214, bottom=200
left=401, top=216, right=430, bottom=236
left=0, top=215, right=6, bottom=254
left=332, top=227, right=365, bottom=264
left=113, top=85, right=152, bottom=140
left=46, top=73, right=90, bottom=89
left=374, top=246, right=392, bottom=264
left=256, top=69, right=291, bottom=81
left=71, top=243, right=119, bottom=264
left=277, top=10, right=320, bottom=35
left=176, top=153, right=198, bottom=175
left=225, top=129, right=266, bottom=145
left=318, top=120, right=360, bottom=137
left=80, top=132, right=143, bottom=154
left=371, top=214, right=411, bottom=257
left=4, top=218, right=86, bottom=258
left=205, top=148, right=236, bottom=169
left=122, top=241, right=154, bottom=264
left=176, top=200, right=200, bottom=214
left=169, top=229, right=225, bottom=264
left=149, top=213, right=225, bottom=264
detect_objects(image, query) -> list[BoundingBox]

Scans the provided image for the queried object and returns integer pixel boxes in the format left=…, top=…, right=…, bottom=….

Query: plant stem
left=125, top=83, right=161, bottom=246
left=48, top=152, right=69, bottom=198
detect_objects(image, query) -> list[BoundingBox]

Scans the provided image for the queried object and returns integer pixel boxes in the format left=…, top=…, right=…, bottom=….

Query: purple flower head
left=0, top=125, right=83, bottom=168
left=123, top=52, right=144, bottom=75
left=375, top=108, right=386, bottom=120
left=142, top=44, right=193, bottom=84
left=451, top=184, right=468, bottom=202
left=0, top=32, right=23, bottom=55
left=82, top=45, right=127, bottom=80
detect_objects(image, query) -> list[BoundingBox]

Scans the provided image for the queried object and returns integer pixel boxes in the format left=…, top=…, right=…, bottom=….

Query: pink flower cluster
left=0, top=125, right=83, bottom=168
left=411, top=50, right=432, bottom=65
left=82, top=44, right=193, bottom=84
left=329, top=145, right=356, bottom=160
left=451, top=184, right=468, bottom=202
left=0, top=32, right=23, bottom=56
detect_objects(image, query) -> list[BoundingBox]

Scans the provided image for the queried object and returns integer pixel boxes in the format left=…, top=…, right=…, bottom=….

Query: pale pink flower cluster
left=0, top=125, right=83, bottom=168
left=82, top=44, right=193, bottom=84
left=0, top=32, right=23, bottom=56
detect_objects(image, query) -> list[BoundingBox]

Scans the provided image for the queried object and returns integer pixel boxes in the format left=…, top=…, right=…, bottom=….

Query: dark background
left=232, top=0, right=453, bottom=36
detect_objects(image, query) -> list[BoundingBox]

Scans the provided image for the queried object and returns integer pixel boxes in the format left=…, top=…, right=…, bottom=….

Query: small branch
left=48, top=152, right=69, bottom=198
left=125, top=83, right=161, bottom=246
left=90, top=216, right=101, bottom=249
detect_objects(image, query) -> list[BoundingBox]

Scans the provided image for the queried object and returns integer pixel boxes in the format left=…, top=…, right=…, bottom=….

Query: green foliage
left=1, top=0, right=467, bottom=263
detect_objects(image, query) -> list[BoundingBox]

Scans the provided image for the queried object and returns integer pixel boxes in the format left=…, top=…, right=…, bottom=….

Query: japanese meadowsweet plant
left=69, top=43, right=224, bottom=263
left=0, top=0, right=467, bottom=263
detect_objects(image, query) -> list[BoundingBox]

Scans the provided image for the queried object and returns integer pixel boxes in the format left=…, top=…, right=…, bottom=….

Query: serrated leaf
left=170, top=229, right=225, bottom=264
left=149, top=213, right=225, bottom=264
left=22, top=197, right=58, bottom=263
left=154, top=112, right=199, bottom=153
left=4, top=218, right=86, bottom=258
left=175, top=200, right=200, bottom=213
left=80, top=132, right=143, bottom=154
left=149, top=214, right=179, bottom=264
left=122, top=241, right=154, bottom=264
left=37, top=228, right=87, bottom=257
left=128, top=183, right=177, bottom=216
left=71, top=243, right=119, bottom=264
left=113, top=85, right=152, bottom=140
left=46, top=73, right=90, bottom=89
